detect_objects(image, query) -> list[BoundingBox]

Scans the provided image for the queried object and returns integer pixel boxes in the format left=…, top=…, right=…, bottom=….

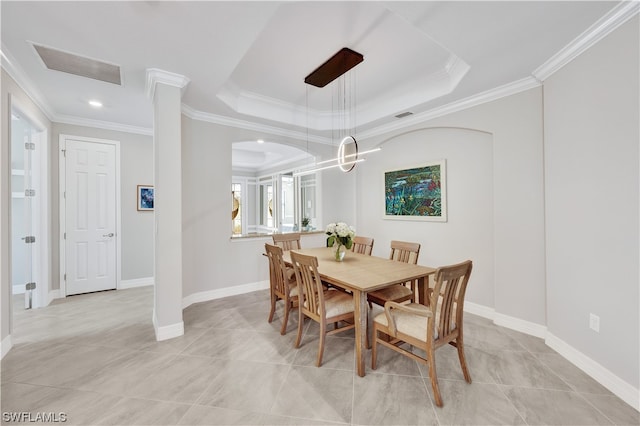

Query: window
left=232, top=172, right=320, bottom=236
left=231, top=183, right=242, bottom=235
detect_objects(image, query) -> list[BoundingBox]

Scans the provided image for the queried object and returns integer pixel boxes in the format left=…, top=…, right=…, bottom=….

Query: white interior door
left=65, top=139, right=117, bottom=295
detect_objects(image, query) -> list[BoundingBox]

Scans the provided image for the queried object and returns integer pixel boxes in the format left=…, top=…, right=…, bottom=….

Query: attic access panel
left=304, top=47, right=364, bottom=88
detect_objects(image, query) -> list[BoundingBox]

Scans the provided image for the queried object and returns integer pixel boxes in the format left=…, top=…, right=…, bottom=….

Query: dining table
left=282, top=246, right=436, bottom=377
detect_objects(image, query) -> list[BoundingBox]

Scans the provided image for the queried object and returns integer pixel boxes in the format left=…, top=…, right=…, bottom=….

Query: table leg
left=353, top=290, right=367, bottom=377
left=417, top=276, right=427, bottom=306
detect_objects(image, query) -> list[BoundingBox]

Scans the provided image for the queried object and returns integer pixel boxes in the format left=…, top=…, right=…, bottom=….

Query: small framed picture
left=137, top=185, right=154, bottom=211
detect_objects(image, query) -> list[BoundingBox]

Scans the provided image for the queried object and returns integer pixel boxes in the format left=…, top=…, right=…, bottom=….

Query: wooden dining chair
left=367, top=240, right=421, bottom=307
left=265, top=243, right=299, bottom=335
left=290, top=251, right=355, bottom=367
left=351, top=236, right=374, bottom=255
left=372, top=260, right=473, bottom=407
left=272, top=233, right=301, bottom=251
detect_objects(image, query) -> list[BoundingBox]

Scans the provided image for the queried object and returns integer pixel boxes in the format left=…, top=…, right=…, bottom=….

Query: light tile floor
left=2, top=287, right=638, bottom=425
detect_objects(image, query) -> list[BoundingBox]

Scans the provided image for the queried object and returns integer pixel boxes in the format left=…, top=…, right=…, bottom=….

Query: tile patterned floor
left=2, top=287, right=638, bottom=425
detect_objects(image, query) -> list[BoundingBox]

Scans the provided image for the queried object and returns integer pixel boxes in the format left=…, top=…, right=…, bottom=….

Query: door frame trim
left=9, top=94, right=50, bottom=310
left=59, top=134, right=121, bottom=297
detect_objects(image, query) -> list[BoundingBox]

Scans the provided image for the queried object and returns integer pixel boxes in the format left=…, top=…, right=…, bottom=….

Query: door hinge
left=64, top=232, right=66, bottom=239
left=63, top=273, right=66, bottom=281
left=25, top=282, right=36, bottom=290
left=22, top=236, right=36, bottom=244
left=25, top=189, right=36, bottom=197
left=25, top=142, right=35, bottom=150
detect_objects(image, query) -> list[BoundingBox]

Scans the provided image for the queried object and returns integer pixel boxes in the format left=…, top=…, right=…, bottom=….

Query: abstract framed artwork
left=137, top=185, right=154, bottom=211
left=384, top=160, right=447, bottom=222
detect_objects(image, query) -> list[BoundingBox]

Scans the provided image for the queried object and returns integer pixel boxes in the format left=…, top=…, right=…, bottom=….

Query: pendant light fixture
left=294, top=47, right=380, bottom=177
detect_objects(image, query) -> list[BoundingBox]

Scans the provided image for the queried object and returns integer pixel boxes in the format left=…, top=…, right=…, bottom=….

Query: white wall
left=356, top=128, right=494, bottom=308
left=544, top=16, right=639, bottom=390
left=180, top=116, right=350, bottom=299
left=359, top=88, right=546, bottom=328
left=52, top=123, right=154, bottom=284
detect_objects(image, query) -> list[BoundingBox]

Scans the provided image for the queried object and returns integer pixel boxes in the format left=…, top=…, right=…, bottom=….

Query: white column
left=145, top=69, right=189, bottom=341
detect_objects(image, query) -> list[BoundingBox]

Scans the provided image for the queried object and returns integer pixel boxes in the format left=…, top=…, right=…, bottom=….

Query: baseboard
left=1, top=334, right=13, bottom=359
left=152, top=314, right=184, bottom=342
left=493, top=311, right=547, bottom=339
left=182, top=280, right=269, bottom=309
left=465, top=302, right=638, bottom=410
left=120, top=277, right=154, bottom=289
left=464, top=301, right=496, bottom=321
left=12, top=285, right=25, bottom=295
left=464, top=301, right=547, bottom=339
left=546, top=333, right=639, bottom=412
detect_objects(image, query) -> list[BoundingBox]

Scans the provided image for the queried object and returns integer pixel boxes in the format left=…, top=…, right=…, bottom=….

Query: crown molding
left=1, top=44, right=56, bottom=122
left=53, top=114, right=153, bottom=136
left=533, top=1, right=640, bottom=81
left=145, top=68, right=190, bottom=101
left=359, top=76, right=541, bottom=140
left=181, top=104, right=332, bottom=145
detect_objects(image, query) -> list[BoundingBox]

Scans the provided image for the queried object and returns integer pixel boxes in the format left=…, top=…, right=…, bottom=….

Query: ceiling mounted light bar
left=292, top=159, right=366, bottom=177
left=304, top=47, right=364, bottom=88
left=315, top=147, right=382, bottom=166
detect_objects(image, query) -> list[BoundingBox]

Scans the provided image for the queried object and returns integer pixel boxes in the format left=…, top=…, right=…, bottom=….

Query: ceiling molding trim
left=219, top=84, right=345, bottom=131
left=533, top=1, right=640, bottom=81
left=181, top=104, right=332, bottom=145
left=53, top=114, right=153, bottom=136
left=358, top=76, right=541, bottom=140
left=145, top=68, right=191, bottom=101
left=1, top=44, right=56, bottom=122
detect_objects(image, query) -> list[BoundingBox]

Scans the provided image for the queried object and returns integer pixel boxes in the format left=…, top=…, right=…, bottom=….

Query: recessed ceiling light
left=89, top=100, right=103, bottom=108
left=257, top=139, right=264, bottom=144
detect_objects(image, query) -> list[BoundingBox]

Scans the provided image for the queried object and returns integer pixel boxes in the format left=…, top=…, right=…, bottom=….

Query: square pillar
left=146, top=69, right=189, bottom=341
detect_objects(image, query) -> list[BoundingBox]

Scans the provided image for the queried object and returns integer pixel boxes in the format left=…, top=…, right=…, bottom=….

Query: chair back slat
left=389, top=240, right=420, bottom=264
left=265, top=243, right=288, bottom=296
left=272, top=233, right=301, bottom=251
left=291, top=251, right=324, bottom=318
left=430, top=260, right=473, bottom=340
left=351, top=236, right=374, bottom=255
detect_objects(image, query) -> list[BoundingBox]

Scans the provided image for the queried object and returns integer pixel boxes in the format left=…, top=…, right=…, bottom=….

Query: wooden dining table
left=282, top=246, right=436, bottom=377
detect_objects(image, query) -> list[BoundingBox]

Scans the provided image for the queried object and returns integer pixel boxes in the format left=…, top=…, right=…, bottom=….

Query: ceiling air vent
left=395, top=111, right=413, bottom=119
left=33, top=43, right=122, bottom=85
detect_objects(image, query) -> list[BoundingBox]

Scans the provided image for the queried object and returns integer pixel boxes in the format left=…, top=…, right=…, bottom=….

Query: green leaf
left=327, top=235, right=335, bottom=247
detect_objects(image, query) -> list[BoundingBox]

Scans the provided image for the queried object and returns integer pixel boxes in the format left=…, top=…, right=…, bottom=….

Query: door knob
left=103, top=233, right=114, bottom=238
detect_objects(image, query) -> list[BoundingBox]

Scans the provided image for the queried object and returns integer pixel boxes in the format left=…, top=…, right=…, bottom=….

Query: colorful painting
left=137, top=185, right=154, bottom=211
left=384, top=160, right=447, bottom=221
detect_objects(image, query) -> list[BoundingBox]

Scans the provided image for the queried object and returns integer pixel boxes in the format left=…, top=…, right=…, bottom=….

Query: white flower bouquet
left=326, top=222, right=355, bottom=261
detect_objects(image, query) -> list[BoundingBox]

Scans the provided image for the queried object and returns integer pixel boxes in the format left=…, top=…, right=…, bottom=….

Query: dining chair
left=367, top=240, right=421, bottom=307
left=265, top=243, right=298, bottom=335
left=290, top=251, right=356, bottom=367
left=351, top=236, right=374, bottom=255
left=372, top=260, right=473, bottom=407
left=272, top=232, right=301, bottom=251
